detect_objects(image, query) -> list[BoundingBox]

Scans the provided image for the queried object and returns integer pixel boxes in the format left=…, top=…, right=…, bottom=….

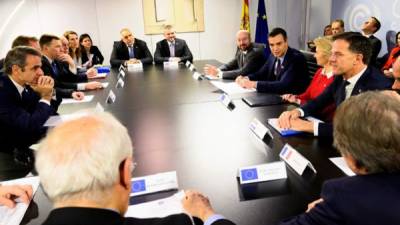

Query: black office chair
left=300, top=50, right=321, bottom=79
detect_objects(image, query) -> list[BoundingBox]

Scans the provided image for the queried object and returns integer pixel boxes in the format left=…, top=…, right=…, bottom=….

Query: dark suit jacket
left=81, top=45, right=104, bottom=66
left=219, top=43, right=266, bottom=79
left=41, top=207, right=236, bottom=225
left=0, top=58, right=4, bottom=71
left=248, top=47, right=310, bottom=94
left=110, top=39, right=153, bottom=67
left=369, top=35, right=382, bottom=66
left=279, top=172, right=400, bottom=225
left=154, top=38, right=193, bottom=64
left=301, top=66, right=392, bottom=137
left=0, top=75, right=60, bottom=154
left=41, top=56, right=87, bottom=98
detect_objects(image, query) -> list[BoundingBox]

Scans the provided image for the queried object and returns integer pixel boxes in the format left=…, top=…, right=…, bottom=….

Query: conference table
left=1, top=60, right=345, bottom=225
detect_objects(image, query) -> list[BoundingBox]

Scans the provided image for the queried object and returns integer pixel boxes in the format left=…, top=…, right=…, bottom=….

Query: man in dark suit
left=236, top=27, right=310, bottom=94
left=154, top=25, right=193, bottom=64
left=278, top=91, right=400, bottom=225
left=0, top=47, right=60, bottom=160
left=0, top=35, right=40, bottom=71
left=278, top=32, right=392, bottom=137
left=110, top=28, right=153, bottom=67
left=203, top=30, right=266, bottom=79
left=36, top=113, right=235, bottom=225
left=40, top=34, right=103, bottom=99
left=361, top=17, right=382, bottom=66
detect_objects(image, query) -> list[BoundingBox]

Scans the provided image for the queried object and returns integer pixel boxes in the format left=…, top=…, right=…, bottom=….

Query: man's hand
left=85, top=81, right=103, bottom=90
left=182, top=190, right=216, bottom=222
left=86, top=68, right=98, bottom=78
left=282, top=94, right=300, bottom=104
left=204, top=64, right=218, bottom=76
left=278, top=109, right=301, bottom=129
left=71, top=91, right=85, bottom=100
left=383, top=69, right=393, bottom=78
left=169, top=57, right=181, bottom=62
left=0, top=185, right=33, bottom=208
left=306, top=198, right=323, bottom=213
left=30, top=76, right=54, bottom=101
left=236, top=76, right=256, bottom=89
left=126, top=59, right=141, bottom=64
left=57, top=54, right=74, bottom=66
left=288, top=118, right=314, bottom=133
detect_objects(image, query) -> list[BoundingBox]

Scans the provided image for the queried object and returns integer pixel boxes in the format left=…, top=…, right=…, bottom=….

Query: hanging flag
left=255, top=0, right=270, bottom=57
left=240, top=0, right=250, bottom=32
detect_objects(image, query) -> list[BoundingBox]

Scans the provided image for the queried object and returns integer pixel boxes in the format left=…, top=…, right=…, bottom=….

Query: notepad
left=91, top=72, right=107, bottom=79
left=125, top=191, right=184, bottom=219
left=61, top=95, right=94, bottom=104
left=210, top=81, right=256, bottom=95
left=0, top=176, right=40, bottom=225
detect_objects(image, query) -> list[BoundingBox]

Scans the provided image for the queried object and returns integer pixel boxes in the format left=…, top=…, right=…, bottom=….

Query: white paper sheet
left=205, top=75, right=220, bottom=80
left=210, top=81, right=256, bottom=95
left=44, top=112, right=89, bottom=127
left=329, top=157, right=356, bottom=176
left=0, top=176, right=40, bottom=225
left=101, top=82, right=109, bottom=88
left=125, top=191, right=185, bottom=219
left=91, top=73, right=107, bottom=79
left=61, top=95, right=94, bottom=104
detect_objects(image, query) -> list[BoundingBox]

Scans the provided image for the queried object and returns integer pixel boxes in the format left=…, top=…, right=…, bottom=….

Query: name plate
left=95, top=102, right=104, bottom=112
left=219, top=93, right=235, bottom=110
left=118, top=70, right=126, bottom=79
left=238, top=162, right=287, bottom=184
left=279, top=144, right=316, bottom=175
left=127, top=63, right=143, bottom=72
left=189, top=64, right=196, bottom=71
left=192, top=72, right=203, bottom=80
left=116, top=78, right=125, bottom=88
left=164, top=61, right=179, bottom=69
left=185, top=61, right=192, bottom=68
left=249, top=118, right=273, bottom=140
left=119, top=64, right=125, bottom=72
left=130, top=171, right=178, bottom=196
left=106, top=90, right=116, bottom=104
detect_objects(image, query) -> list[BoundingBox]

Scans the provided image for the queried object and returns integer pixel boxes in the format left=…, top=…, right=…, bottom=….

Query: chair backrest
left=386, top=30, right=397, bottom=53
left=300, top=50, right=321, bottom=79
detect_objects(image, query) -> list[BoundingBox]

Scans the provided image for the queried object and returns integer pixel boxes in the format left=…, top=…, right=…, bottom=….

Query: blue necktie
left=51, top=62, right=58, bottom=77
left=169, top=43, right=175, bottom=57
left=128, top=45, right=135, bottom=58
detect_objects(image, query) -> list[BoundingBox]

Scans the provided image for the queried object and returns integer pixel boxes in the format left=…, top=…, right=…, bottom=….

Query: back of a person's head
left=269, top=27, right=287, bottom=41
left=39, top=34, right=59, bottom=49
left=11, top=35, right=38, bottom=48
left=4, top=46, right=41, bottom=75
left=36, top=112, right=133, bottom=203
left=334, top=91, right=400, bottom=174
left=333, top=32, right=372, bottom=65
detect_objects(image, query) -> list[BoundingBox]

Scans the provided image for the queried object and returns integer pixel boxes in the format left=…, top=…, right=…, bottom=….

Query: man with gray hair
left=204, top=30, right=266, bottom=79
left=37, top=113, right=235, bottom=225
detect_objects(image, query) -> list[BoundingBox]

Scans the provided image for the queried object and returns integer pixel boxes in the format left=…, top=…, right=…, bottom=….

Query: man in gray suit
left=154, top=25, right=193, bottom=64
left=204, top=30, right=266, bottom=79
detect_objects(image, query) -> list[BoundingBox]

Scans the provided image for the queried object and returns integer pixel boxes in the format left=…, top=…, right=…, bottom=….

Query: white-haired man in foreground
left=36, top=113, right=235, bottom=225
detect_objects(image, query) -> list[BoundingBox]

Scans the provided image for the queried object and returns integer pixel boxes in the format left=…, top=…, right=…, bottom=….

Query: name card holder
left=119, top=64, right=126, bottom=72
left=249, top=118, right=273, bottom=140
left=164, top=61, right=179, bottom=70
left=192, top=72, right=204, bottom=80
left=130, top=171, right=178, bottom=196
left=279, top=144, right=316, bottom=176
left=115, top=78, right=125, bottom=88
left=127, top=63, right=143, bottom=72
left=185, top=61, right=192, bottom=68
left=106, top=90, right=116, bottom=104
left=238, top=162, right=287, bottom=184
left=219, top=94, right=235, bottom=110
left=189, top=64, right=196, bottom=71
left=118, top=70, right=126, bottom=79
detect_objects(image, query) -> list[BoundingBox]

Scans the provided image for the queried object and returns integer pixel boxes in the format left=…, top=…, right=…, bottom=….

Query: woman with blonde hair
left=282, top=36, right=336, bottom=121
left=64, top=30, right=83, bottom=68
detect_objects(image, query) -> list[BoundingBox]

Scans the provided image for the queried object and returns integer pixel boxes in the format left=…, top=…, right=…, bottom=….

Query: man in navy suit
left=0, top=47, right=60, bottom=160
left=37, top=113, right=235, bottom=225
left=278, top=32, right=392, bottom=137
left=110, top=28, right=153, bottom=67
left=278, top=91, right=400, bottom=225
left=361, top=16, right=382, bottom=66
left=235, top=27, right=310, bottom=94
left=154, top=25, right=193, bottom=64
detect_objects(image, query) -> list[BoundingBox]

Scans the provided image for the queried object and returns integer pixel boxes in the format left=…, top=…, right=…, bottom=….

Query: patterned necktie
left=274, top=58, right=282, bottom=77
left=51, top=62, right=58, bottom=77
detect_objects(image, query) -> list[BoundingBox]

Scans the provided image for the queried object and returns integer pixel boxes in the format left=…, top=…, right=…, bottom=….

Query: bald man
left=204, top=30, right=266, bottom=79
left=110, top=28, right=153, bottom=67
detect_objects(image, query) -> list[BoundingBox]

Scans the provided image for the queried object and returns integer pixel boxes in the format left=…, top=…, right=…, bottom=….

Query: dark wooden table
left=1, top=60, right=345, bottom=225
